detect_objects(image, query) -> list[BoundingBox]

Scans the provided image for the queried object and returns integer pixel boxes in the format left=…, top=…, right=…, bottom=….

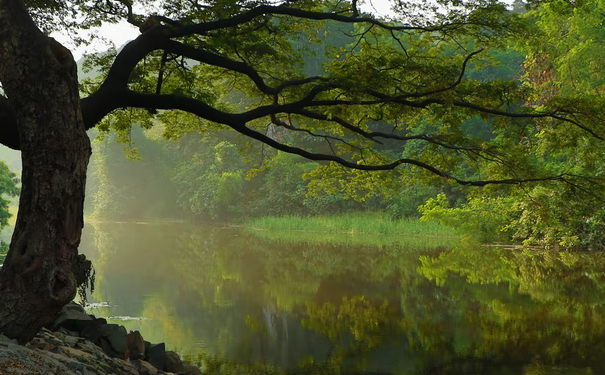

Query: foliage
left=383, top=185, right=441, bottom=219
left=0, top=162, right=19, bottom=229
left=0, top=161, right=19, bottom=254
left=172, top=140, right=247, bottom=220
left=37, top=0, right=605, bottom=248
left=419, top=192, right=518, bottom=242
left=404, top=0, right=605, bottom=249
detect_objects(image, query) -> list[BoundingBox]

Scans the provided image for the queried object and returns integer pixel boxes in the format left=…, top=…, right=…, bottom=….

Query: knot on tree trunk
left=47, top=266, right=76, bottom=307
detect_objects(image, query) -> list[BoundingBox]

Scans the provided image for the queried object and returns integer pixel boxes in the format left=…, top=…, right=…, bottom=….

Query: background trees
left=80, top=0, right=605, bottom=251
left=2, top=0, right=605, bottom=342
left=421, top=0, right=605, bottom=248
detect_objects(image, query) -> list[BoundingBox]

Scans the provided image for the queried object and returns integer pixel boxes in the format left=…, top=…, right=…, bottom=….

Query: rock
left=44, top=346, right=102, bottom=374
left=63, top=301, right=87, bottom=315
left=127, top=331, right=146, bottom=360
left=52, top=330, right=82, bottom=348
left=97, top=336, right=121, bottom=358
left=0, top=334, right=17, bottom=345
left=146, top=343, right=166, bottom=370
left=58, top=327, right=80, bottom=338
left=80, top=318, right=108, bottom=343
left=53, top=302, right=94, bottom=332
left=63, top=334, right=82, bottom=348
left=0, top=314, right=192, bottom=375
left=0, top=337, right=77, bottom=374
left=53, top=342, right=140, bottom=375
left=98, top=324, right=128, bottom=355
left=30, top=328, right=64, bottom=348
left=76, top=340, right=113, bottom=361
left=181, top=361, right=203, bottom=375
left=164, top=351, right=184, bottom=373
left=132, top=359, right=159, bottom=374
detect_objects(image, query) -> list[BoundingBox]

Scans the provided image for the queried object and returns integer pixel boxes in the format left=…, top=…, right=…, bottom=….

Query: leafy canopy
left=10, top=0, right=605, bottom=248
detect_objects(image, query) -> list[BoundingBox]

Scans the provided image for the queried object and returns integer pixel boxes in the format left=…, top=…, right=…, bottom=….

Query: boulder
left=62, top=335, right=82, bottom=348
left=97, top=336, right=121, bottom=358
left=132, top=359, right=159, bottom=375
left=33, top=328, right=64, bottom=347
left=146, top=343, right=166, bottom=370
left=58, top=327, right=80, bottom=338
left=52, top=302, right=93, bottom=332
left=62, top=301, right=87, bottom=314
left=76, top=340, right=111, bottom=360
left=127, top=331, right=146, bottom=360
left=3, top=316, right=191, bottom=375
left=98, top=323, right=128, bottom=355
left=164, top=350, right=184, bottom=373
left=181, top=361, right=203, bottom=375
left=80, top=317, right=107, bottom=343
left=0, top=334, right=17, bottom=345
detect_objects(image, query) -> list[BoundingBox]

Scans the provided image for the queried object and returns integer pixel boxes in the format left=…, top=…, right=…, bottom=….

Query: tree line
left=86, top=0, right=605, bottom=250
left=1, top=0, right=605, bottom=343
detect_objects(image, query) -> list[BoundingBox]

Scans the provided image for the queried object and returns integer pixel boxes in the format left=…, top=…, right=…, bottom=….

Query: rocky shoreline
left=0, top=302, right=202, bottom=374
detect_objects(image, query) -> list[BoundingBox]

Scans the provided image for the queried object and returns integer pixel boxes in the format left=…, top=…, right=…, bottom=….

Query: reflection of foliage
left=416, top=242, right=605, bottom=372
left=82, top=223, right=605, bottom=374
left=304, top=296, right=399, bottom=353
left=418, top=240, right=514, bottom=286
left=140, top=294, right=197, bottom=351
left=201, top=354, right=283, bottom=375
left=81, top=222, right=441, bottom=370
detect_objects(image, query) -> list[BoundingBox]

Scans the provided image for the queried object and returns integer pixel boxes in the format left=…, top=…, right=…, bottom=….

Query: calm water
left=78, top=222, right=605, bottom=374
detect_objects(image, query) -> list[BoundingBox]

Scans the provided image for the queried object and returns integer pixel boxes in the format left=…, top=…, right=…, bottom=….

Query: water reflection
left=79, top=223, right=605, bottom=374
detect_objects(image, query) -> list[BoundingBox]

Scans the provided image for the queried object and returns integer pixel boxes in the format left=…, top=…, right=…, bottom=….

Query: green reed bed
left=244, top=213, right=457, bottom=237
left=247, top=228, right=459, bottom=249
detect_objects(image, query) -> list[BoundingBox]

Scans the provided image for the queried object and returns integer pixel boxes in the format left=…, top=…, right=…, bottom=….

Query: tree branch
left=174, top=5, right=492, bottom=38
left=110, top=90, right=571, bottom=187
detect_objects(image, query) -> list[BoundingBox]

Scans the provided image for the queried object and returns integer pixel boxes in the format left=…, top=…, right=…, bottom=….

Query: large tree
left=0, top=0, right=602, bottom=343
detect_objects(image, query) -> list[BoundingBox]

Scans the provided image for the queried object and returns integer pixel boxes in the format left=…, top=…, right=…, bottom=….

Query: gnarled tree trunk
left=0, top=0, right=91, bottom=343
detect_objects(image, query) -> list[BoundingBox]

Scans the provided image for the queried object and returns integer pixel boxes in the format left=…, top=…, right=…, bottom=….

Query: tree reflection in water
left=79, top=223, right=605, bottom=374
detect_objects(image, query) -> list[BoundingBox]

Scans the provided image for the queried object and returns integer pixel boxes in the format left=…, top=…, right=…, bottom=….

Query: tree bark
left=0, top=0, right=91, bottom=343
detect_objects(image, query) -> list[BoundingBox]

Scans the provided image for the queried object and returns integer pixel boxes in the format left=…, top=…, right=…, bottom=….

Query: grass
left=244, top=212, right=457, bottom=237
left=247, top=228, right=459, bottom=249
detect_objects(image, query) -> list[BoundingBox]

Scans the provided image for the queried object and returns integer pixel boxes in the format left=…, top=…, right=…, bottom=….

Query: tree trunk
left=0, top=0, right=91, bottom=343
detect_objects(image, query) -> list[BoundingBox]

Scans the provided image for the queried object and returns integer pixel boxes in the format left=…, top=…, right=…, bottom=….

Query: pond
left=79, top=222, right=605, bottom=374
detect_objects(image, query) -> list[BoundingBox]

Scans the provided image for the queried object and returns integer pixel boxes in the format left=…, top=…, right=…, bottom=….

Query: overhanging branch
left=111, top=89, right=574, bottom=187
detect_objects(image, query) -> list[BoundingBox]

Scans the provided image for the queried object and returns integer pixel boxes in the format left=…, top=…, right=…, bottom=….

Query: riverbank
left=0, top=302, right=202, bottom=374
